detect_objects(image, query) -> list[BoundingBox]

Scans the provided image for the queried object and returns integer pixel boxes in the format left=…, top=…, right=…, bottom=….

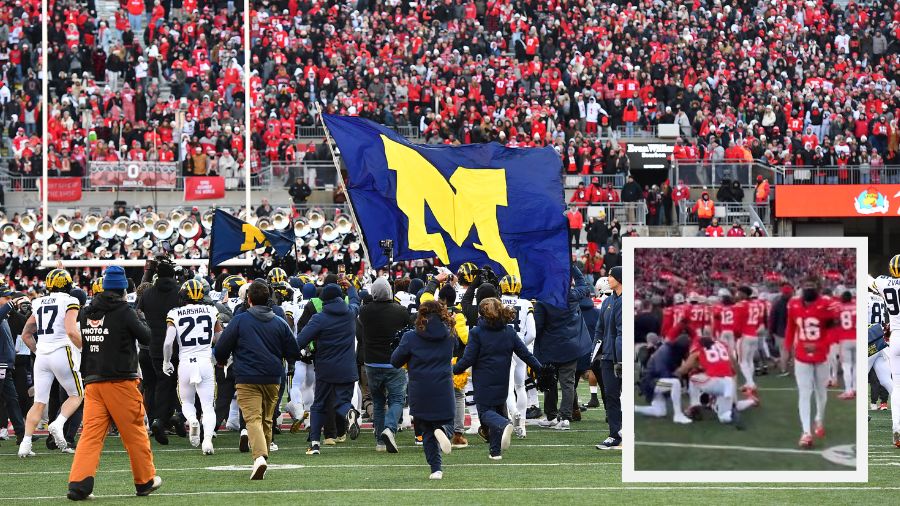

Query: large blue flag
left=323, top=114, right=569, bottom=307
left=210, top=209, right=296, bottom=266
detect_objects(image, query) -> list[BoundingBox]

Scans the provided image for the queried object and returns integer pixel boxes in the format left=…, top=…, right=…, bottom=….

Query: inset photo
left=622, top=237, right=867, bottom=482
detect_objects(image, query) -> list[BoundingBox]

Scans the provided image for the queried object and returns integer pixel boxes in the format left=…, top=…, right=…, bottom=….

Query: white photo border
left=621, top=236, right=868, bottom=483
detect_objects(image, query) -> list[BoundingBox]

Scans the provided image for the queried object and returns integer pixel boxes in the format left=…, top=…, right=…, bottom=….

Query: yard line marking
left=7, top=486, right=900, bottom=500
left=1, top=462, right=617, bottom=476
left=636, top=441, right=826, bottom=456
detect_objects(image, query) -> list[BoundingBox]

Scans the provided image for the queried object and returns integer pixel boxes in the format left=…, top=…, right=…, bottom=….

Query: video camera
left=476, top=265, right=499, bottom=287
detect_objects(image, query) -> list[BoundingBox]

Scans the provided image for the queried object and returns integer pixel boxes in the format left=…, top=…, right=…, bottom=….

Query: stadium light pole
left=41, top=0, right=49, bottom=264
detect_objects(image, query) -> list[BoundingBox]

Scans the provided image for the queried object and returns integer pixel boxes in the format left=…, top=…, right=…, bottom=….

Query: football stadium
left=1, top=0, right=900, bottom=503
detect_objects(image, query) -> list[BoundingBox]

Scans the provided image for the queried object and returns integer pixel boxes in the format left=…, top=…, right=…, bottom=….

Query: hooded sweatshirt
left=391, top=314, right=456, bottom=421
left=296, top=286, right=361, bottom=383
left=78, top=292, right=151, bottom=385
left=137, top=276, right=180, bottom=358
left=214, top=304, right=300, bottom=384
left=359, top=280, right=412, bottom=366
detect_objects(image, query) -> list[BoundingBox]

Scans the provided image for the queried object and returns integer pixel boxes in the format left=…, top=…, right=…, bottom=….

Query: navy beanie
left=289, top=277, right=303, bottom=289
left=475, top=283, right=498, bottom=304
left=103, top=266, right=129, bottom=291
left=321, top=283, right=343, bottom=301
left=302, top=283, right=317, bottom=300
left=609, top=266, right=623, bottom=284
left=408, top=278, right=425, bottom=294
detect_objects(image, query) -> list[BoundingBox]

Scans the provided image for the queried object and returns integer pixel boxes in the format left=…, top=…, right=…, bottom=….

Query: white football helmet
left=595, top=276, right=611, bottom=294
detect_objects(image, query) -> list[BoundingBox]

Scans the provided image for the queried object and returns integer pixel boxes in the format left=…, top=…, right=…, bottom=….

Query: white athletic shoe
left=464, top=422, right=481, bottom=435
left=513, top=414, right=526, bottom=439
left=429, top=471, right=443, bottom=480
left=0, top=428, right=8, bottom=440
left=202, top=439, right=215, bottom=455
left=250, top=456, right=267, bottom=480
left=269, top=442, right=279, bottom=452
left=18, top=439, right=34, bottom=458
left=188, top=420, right=201, bottom=447
left=551, top=419, right=570, bottom=430
left=61, top=447, right=76, bottom=454
left=673, top=415, right=693, bottom=425
left=538, top=417, right=559, bottom=428
left=285, top=401, right=299, bottom=420
left=500, top=423, right=513, bottom=451
left=49, top=420, right=68, bottom=450
left=435, top=429, right=452, bottom=454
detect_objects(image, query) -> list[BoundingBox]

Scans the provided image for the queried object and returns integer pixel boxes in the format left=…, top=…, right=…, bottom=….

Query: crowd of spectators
left=42, top=0, right=246, bottom=185
left=634, top=247, right=856, bottom=302
left=1, top=0, right=41, bottom=179
left=247, top=0, right=899, bottom=181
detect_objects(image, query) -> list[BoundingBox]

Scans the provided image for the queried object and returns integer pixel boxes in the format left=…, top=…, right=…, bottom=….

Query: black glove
left=614, top=362, right=622, bottom=378
left=536, top=364, right=558, bottom=392
left=286, top=361, right=295, bottom=376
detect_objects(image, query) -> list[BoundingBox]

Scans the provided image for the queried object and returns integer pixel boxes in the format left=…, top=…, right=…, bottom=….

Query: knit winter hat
left=103, top=266, right=129, bottom=290
left=321, top=283, right=343, bottom=301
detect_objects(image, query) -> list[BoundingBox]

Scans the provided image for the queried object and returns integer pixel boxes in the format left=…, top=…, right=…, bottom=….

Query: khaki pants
left=69, top=380, right=156, bottom=495
left=236, top=383, right=280, bottom=460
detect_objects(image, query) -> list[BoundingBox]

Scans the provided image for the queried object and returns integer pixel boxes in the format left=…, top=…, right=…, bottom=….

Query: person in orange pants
left=68, top=266, right=161, bottom=500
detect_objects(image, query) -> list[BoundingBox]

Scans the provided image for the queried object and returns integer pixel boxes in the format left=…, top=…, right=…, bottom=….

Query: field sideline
left=1, top=386, right=898, bottom=505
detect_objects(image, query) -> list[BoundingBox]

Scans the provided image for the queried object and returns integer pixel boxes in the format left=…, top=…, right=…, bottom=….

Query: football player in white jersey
left=288, top=282, right=316, bottom=432
left=872, top=259, right=900, bottom=445
left=18, top=269, right=84, bottom=457
left=499, top=275, right=535, bottom=438
left=162, top=280, right=222, bottom=455
left=222, top=275, right=247, bottom=313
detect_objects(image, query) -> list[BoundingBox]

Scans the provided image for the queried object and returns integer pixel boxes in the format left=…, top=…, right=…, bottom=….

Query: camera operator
left=459, top=265, right=501, bottom=327
left=0, top=290, right=28, bottom=443
left=136, top=255, right=184, bottom=445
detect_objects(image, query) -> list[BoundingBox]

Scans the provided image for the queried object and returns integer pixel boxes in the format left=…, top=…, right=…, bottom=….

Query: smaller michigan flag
left=210, top=209, right=295, bottom=266
left=323, top=114, right=569, bottom=307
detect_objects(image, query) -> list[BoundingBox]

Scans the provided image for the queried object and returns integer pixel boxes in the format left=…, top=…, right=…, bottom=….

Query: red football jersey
left=833, top=300, right=856, bottom=342
left=714, top=303, right=745, bottom=335
left=738, top=299, right=768, bottom=337
left=692, top=339, right=734, bottom=378
left=662, top=303, right=690, bottom=337
left=686, top=303, right=709, bottom=335
left=785, top=297, right=838, bottom=364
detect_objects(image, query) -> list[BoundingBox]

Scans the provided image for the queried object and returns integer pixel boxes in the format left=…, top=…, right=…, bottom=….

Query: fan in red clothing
left=833, top=290, right=858, bottom=401
left=784, top=276, right=839, bottom=449
left=677, top=336, right=759, bottom=424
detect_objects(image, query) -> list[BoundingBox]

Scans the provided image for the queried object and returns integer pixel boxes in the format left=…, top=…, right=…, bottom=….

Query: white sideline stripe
left=636, top=442, right=825, bottom=456
left=7, top=486, right=900, bottom=500
left=0, top=444, right=595, bottom=456
left=2, top=462, right=615, bottom=476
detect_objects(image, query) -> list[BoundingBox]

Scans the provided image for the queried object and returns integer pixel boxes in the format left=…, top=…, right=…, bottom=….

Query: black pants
left=568, top=228, right=580, bottom=247
left=698, top=217, right=711, bottom=230
left=14, top=355, right=33, bottom=415
left=151, top=356, right=179, bottom=425
left=0, top=369, right=25, bottom=437
left=138, top=349, right=156, bottom=417
left=214, top=365, right=245, bottom=430
left=600, top=360, right=622, bottom=440
left=590, top=358, right=607, bottom=412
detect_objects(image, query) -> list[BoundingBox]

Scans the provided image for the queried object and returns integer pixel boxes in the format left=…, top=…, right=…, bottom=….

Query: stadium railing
left=581, top=202, right=648, bottom=226
left=266, top=160, right=340, bottom=189
left=0, top=164, right=276, bottom=191
left=564, top=174, right=626, bottom=189
left=774, top=165, right=900, bottom=185
left=671, top=160, right=779, bottom=187
left=677, top=201, right=771, bottom=228
left=294, top=123, right=422, bottom=141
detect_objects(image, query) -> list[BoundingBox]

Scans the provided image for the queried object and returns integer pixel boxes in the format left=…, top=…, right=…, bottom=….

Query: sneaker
left=17, top=439, right=33, bottom=458
left=513, top=415, right=526, bottom=439
left=799, top=433, right=813, bottom=449
left=464, top=423, right=481, bottom=435
left=451, top=433, right=469, bottom=448
left=0, top=428, right=8, bottom=440
left=239, top=429, right=249, bottom=453
left=346, top=409, right=361, bottom=440
left=269, top=442, right=279, bottom=452
left=538, top=417, right=559, bottom=428
left=525, top=406, right=543, bottom=419
left=306, top=442, right=320, bottom=455
left=66, top=490, right=95, bottom=501
left=172, top=418, right=187, bottom=438
left=837, top=391, right=855, bottom=400
left=285, top=401, right=299, bottom=421
left=434, top=429, right=452, bottom=454
left=151, top=420, right=169, bottom=445
left=893, top=428, right=900, bottom=449
left=814, top=422, right=825, bottom=439
left=673, top=414, right=693, bottom=425
left=335, top=435, right=347, bottom=443
left=871, top=403, right=879, bottom=411
left=596, top=437, right=622, bottom=450
left=250, top=456, right=267, bottom=480
left=49, top=420, right=69, bottom=451
left=382, top=429, right=399, bottom=454
left=500, top=424, right=513, bottom=451
left=572, top=407, right=582, bottom=422
left=324, top=438, right=336, bottom=446
left=881, top=402, right=890, bottom=411
left=135, top=476, right=163, bottom=496
left=414, top=435, right=423, bottom=446
left=586, top=396, right=600, bottom=408
left=61, top=447, right=76, bottom=454
left=375, top=444, right=387, bottom=452
left=429, top=471, right=443, bottom=480
left=488, top=454, right=502, bottom=460
left=477, top=425, right=489, bottom=442
left=551, top=419, right=570, bottom=431
left=202, top=439, right=214, bottom=455
left=188, top=420, right=201, bottom=447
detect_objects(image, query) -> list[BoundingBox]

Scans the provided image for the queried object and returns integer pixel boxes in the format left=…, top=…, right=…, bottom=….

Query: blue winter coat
left=214, top=305, right=300, bottom=384
left=391, top=315, right=455, bottom=422
left=453, top=319, right=542, bottom=406
left=596, top=291, right=623, bottom=361
left=639, top=340, right=689, bottom=402
left=296, top=287, right=360, bottom=384
left=533, top=265, right=593, bottom=364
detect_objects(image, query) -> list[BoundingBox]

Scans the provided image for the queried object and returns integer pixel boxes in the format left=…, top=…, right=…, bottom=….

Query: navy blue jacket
left=234, top=302, right=286, bottom=320
left=297, top=287, right=360, bottom=384
left=639, top=340, right=689, bottom=402
left=391, top=315, right=455, bottom=421
left=453, top=319, right=542, bottom=406
left=214, top=305, right=300, bottom=384
left=533, top=265, right=593, bottom=364
left=596, top=291, right=623, bottom=361
left=0, top=302, right=16, bottom=370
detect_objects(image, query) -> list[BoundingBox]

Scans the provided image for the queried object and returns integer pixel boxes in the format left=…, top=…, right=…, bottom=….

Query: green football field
left=1, top=385, right=899, bottom=505
left=635, top=373, right=857, bottom=471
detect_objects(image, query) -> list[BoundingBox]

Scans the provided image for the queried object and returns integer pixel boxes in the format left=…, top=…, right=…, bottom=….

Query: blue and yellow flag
left=323, top=114, right=569, bottom=307
left=210, top=209, right=296, bottom=266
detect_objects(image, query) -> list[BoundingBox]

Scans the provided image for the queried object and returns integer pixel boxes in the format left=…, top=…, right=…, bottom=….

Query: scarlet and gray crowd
left=1, top=0, right=41, bottom=179
left=44, top=0, right=245, bottom=183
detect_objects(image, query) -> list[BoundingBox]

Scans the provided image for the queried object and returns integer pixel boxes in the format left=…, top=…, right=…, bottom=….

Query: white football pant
left=795, top=361, right=829, bottom=435
left=33, top=346, right=83, bottom=404
left=506, top=356, right=528, bottom=420
left=738, top=336, right=758, bottom=388
left=634, top=378, right=686, bottom=421
left=886, top=339, right=900, bottom=431
left=839, top=340, right=856, bottom=393
left=688, top=373, right=756, bottom=423
left=178, top=357, right=216, bottom=440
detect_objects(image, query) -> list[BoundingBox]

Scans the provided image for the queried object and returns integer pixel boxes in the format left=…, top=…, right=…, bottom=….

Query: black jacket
left=79, top=293, right=151, bottom=385
left=137, top=277, right=180, bottom=358
left=358, top=300, right=412, bottom=366
left=621, top=181, right=642, bottom=202
left=289, top=182, right=312, bottom=203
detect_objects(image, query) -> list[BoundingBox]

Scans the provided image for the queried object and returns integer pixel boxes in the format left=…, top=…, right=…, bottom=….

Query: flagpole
left=314, top=103, right=373, bottom=271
